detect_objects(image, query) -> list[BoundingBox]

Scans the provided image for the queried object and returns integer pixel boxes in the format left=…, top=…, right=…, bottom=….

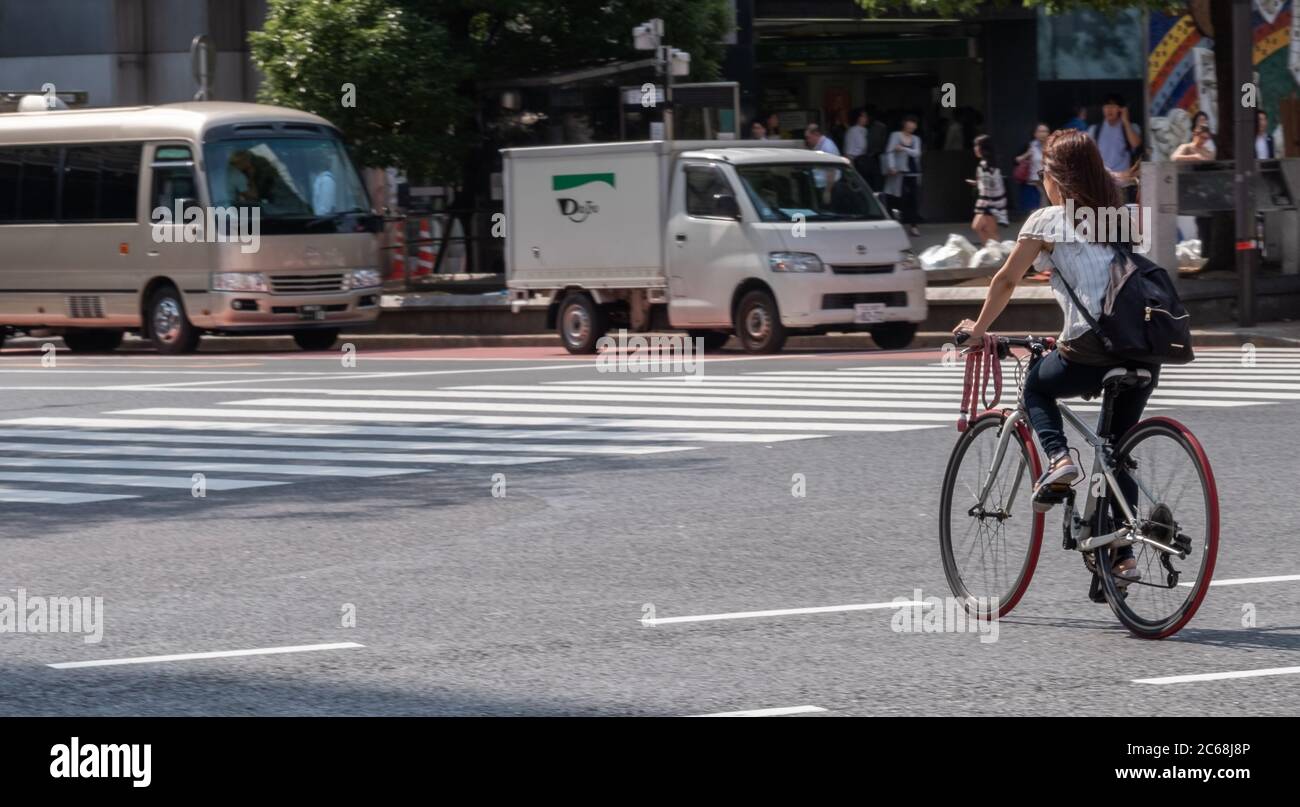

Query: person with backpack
left=952, top=128, right=1193, bottom=586
left=1088, top=94, right=1142, bottom=202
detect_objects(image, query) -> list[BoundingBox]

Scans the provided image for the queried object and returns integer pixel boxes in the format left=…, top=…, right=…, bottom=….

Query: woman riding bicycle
left=952, top=128, right=1158, bottom=586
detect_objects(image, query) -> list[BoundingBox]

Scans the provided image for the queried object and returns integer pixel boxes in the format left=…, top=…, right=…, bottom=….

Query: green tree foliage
left=250, top=0, right=733, bottom=180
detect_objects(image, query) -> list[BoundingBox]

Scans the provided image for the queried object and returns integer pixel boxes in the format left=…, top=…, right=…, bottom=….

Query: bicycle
left=938, top=333, right=1219, bottom=639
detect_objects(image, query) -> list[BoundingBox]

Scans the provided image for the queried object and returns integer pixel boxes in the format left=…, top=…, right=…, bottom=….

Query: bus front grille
left=269, top=274, right=346, bottom=294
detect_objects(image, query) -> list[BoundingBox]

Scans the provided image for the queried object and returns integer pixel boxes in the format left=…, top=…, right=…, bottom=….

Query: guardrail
left=380, top=211, right=504, bottom=291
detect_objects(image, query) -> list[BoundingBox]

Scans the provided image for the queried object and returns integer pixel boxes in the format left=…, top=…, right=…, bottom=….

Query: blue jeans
left=1023, top=349, right=1159, bottom=458
left=1023, top=350, right=1159, bottom=559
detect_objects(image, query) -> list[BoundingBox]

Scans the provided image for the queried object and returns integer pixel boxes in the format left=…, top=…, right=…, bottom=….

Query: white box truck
left=502, top=140, right=926, bottom=353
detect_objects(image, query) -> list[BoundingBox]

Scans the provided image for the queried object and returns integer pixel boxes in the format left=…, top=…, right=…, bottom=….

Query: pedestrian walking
left=1014, top=123, right=1049, bottom=212
left=968, top=134, right=1008, bottom=244
left=883, top=114, right=922, bottom=237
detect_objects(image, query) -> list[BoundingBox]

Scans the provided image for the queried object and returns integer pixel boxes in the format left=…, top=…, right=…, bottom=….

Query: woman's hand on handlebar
left=952, top=319, right=985, bottom=345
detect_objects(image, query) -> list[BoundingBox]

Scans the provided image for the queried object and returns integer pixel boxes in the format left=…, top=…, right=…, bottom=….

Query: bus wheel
left=293, top=329, right=340, bottom=351
left=62, top=330, right=124, bottom=353
left=148, top=287, right=200, bottom=354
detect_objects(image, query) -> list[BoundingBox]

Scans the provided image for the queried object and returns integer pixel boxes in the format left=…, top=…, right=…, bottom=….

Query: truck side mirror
left=713, top=193, right=741, bottom=220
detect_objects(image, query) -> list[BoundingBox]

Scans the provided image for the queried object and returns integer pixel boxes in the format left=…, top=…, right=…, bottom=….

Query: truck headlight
left=769, top=252, right=824, bottom=273
left=211, top=272, right=268, bottom=292
left=347, top=269, right=382, bottom=289
left=897, top=249, right=921, bottom=271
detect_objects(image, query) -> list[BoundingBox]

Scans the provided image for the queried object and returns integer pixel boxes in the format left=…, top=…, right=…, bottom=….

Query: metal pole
left=663, top=45, right=674, bottom=142
left=1233, top=0, right=1258, bottom=326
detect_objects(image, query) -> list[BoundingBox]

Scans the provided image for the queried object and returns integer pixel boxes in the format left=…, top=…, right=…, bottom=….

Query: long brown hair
left=1042, top=128, right=1129, bottom=244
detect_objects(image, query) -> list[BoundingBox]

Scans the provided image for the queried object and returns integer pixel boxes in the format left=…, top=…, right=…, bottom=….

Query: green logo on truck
left=552, top=173, right=615, bottom=191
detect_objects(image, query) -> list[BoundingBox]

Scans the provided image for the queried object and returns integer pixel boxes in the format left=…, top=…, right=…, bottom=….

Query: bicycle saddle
left=1082, top=367, right=1152, bottom=400
left=1102, top=367, right=1153, bottom=392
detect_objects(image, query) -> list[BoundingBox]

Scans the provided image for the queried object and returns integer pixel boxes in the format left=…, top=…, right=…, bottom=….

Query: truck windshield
left=204, top=136, right=370, bottom=234
left=736, top=163, right=887, bottom=222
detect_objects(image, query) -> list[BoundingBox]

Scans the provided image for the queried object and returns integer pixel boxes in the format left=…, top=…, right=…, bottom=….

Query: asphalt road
left=1, top=339, right=1298, bottom=716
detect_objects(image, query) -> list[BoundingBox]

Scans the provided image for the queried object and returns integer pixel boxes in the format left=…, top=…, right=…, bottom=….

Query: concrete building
left=0, top=0, right=266, bottom=108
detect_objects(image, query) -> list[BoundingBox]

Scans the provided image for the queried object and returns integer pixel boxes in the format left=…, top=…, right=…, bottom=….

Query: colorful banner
left=1147, top=1, right=1298, bottom=160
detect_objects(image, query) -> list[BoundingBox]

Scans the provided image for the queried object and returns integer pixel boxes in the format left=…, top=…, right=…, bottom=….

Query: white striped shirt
left=1017, top=205, right=1117, bottom=342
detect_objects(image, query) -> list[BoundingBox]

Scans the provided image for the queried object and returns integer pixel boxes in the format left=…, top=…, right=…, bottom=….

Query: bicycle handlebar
left=953, top=331, right=1056, bottom=352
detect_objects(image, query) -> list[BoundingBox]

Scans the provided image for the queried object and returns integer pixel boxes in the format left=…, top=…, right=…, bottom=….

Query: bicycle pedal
left=1032, top=484, right=1071, bottom=513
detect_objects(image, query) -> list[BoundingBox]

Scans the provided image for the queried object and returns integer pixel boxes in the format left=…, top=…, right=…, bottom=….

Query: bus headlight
left=769, top=252, right=824, bottom=273
left=211, top=272, right=269, bottom=292
left=897, top=250, right=922, bottom=271
left=347, top=269, right=382, bottom=289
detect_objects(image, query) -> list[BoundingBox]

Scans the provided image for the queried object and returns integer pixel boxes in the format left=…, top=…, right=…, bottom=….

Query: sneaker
left=1032, top=455, right=1080, bottom=513
left=1111, top=556, right=1141, bottom=589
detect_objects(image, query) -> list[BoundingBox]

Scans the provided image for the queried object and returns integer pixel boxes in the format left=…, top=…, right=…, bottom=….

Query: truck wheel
left=293, top=329, right=340, bottom=351
left=735, top=290, right=787, bottom=354
left=687, top=330, right=730, bottom=351
left=147, top=286, right=201, bottom=354
left=557, top=293, right=607, bottom=354
left=869, top=322, right=918, bottom=351
left=61, top=330, right=125, bottom=353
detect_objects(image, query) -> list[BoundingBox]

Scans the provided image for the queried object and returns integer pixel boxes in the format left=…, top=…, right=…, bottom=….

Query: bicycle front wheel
left=939, top=412, right=1045, bottom=619
left=1098, top=417, right=1219, bottom=639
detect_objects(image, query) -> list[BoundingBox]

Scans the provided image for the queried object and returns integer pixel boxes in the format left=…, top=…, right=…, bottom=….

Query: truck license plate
left=854, top=303, right=885, bottom=324
left=300, top=305, right=325, bottom=321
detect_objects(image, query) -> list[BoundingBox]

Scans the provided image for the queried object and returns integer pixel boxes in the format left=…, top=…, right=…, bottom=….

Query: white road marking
left=643, top=600, right=926, bottom=625
left=1134, top=666, right=1300, bottom=685
left=0, top=457, right=444, bottom=476
left=0, top=430, right=691, bottom=456
left=0, top=486, right=138, bottom=504
left=690, top=705, right=828, bottom=717
left=111, top=409, right=943, bottom=432
left=0, top=442, right=574, bottom=465
left=1179, top=573, right=1300, bottom=587
left=0, top=471, right=282, bottom=490
left=0, top=417, right=822, bottom=443
left=219, top=396, right=1002, bottom=422
left=49, top=642, right=366, bottom=669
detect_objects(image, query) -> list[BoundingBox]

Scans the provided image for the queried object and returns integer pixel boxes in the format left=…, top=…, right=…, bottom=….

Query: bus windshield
left=736, top=163, right=887, bottom=222
left=204, top=136, right=370, bottom=233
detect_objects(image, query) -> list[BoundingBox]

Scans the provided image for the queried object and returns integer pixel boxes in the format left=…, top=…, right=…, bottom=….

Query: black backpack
left=1056, top=244, right=1194, bottom=365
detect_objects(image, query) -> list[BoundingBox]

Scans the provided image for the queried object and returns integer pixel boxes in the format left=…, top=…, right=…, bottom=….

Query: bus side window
left=151, top=164, right=199, bottom=217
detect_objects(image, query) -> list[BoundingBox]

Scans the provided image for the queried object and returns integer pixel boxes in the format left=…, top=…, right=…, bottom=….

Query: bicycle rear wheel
left=1097, top=417, right=1219, bottom=639
left=939, top=412, right=1045, bottom=619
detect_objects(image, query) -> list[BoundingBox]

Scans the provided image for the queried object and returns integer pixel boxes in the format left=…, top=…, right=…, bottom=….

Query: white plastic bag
left=920, top=234, right=977, bottom=271
left=968, top=238, right=1008, bottom=269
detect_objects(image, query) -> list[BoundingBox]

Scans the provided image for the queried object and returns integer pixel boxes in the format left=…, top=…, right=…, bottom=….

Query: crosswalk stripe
left=0, top=417, right=821, bottom=444
left=510, top=381, right=1286, bottom=404
left=0, top=430, right=693, bottom=456
left=0, top=471, right=283, bottom=491
left=0, top=457, right=436, bottom=477
left=110, top=407, right=943, bottom=432
left=553, top=378, right=1300, bottom=400
left=0, top=442, right=578, bottom=465
left=217, top=396, right=1006, bottom=422
left=0, top=486, right=139, bottom=504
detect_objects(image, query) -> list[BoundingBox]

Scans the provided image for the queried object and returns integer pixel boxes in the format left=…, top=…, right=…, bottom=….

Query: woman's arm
left=1170, top=143, right=1204, bottom=162
left=952, top=239, right=1046, bottom=339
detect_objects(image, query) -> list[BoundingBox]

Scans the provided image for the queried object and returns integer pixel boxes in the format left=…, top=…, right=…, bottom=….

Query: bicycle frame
left=972, top=391, right=1180, bottom=558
